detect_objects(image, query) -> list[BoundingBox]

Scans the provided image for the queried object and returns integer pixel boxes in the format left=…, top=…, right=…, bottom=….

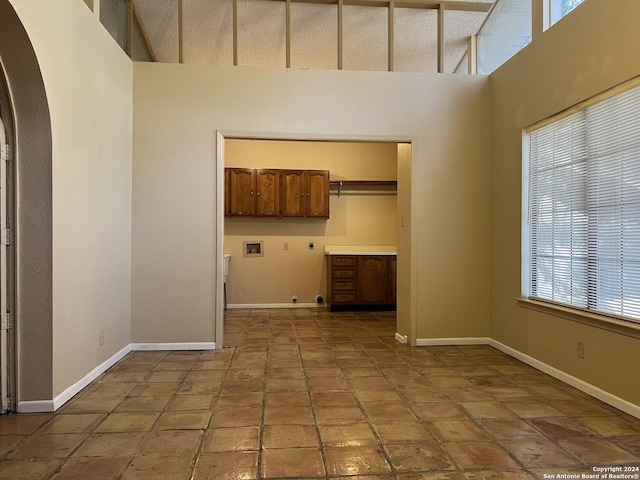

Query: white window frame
left=522, top=77, right=640, bottom=330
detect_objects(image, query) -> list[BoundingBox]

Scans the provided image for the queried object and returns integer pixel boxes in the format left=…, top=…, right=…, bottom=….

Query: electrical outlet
left=99, top=329, right=105, bottom=346
left=577, top=341, right=584, bottom=359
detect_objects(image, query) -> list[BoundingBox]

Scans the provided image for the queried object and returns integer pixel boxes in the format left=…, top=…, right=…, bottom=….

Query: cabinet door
left=357, top=256, right=388, bottom=303
left=228, top=168, right=256, bottom=216
left=255, top=169, right=280, bottom=217
left=387, top=256, right=397, bottom=303
left=281, top=170, right=306, bottom=217
left=305, top=170, right=330, bottom=218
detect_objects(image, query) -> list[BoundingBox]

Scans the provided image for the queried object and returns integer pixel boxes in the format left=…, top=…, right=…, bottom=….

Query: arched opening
left=0, top=0, right=53, bottom=412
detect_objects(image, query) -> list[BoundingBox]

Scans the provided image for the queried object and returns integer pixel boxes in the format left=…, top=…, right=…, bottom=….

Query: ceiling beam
left=261, top=0, right=492, bottom=12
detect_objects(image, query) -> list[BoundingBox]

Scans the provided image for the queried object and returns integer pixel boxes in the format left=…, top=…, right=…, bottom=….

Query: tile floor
left=1, top=308, right=639, bottom=479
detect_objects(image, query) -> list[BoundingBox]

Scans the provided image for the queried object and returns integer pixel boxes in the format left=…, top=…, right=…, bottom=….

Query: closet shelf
left=330, top=180, right=397, bottom=198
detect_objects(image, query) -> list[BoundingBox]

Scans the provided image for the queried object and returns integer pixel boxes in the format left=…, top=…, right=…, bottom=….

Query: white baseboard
left=416, top=336, right=491, bottom=346
left=130, top=342, right=216, bottom=351
left=488, top=339, right=640, bottom=420
left=17, top=341, right=215, bottom=413
left=17, top=400, right=55, bottom=414
left=227, top=303, right=324, bottom=309
left=18, top=343, right=133, bottom=413
left=395, top=332, right=408, bottom=344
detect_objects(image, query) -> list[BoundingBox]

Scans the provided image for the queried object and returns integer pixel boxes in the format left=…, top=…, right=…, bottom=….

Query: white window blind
left=527, top=83, right=640, bottom=323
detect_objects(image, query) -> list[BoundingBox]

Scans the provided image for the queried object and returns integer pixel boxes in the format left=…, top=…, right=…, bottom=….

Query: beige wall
left=8, top=0, right=133, bottom=399
left=132, top=63, right=491, bottom=344
left=490, top=0, right=640, bottom=405
left=224, top=139, right=397, bottom=306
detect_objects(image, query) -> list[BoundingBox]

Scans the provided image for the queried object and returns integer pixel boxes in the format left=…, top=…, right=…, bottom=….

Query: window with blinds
left=525, top=82, right=640, bottom=323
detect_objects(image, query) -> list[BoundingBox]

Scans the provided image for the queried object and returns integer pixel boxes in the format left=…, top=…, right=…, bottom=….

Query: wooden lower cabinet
left=327, top=255, right=396, bottom=311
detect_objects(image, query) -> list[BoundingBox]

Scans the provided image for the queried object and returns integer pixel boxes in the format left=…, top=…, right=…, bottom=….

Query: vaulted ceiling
left=131, top=0, right=496, bottom=74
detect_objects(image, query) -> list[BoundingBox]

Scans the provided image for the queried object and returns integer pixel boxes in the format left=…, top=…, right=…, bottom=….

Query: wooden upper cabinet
left=228, top=168, right=255, bottom=216
left=226, top=168, right=330, bottom=219
left=305, top=170, right=330, bottom=218
left=281, top=170, right=306, bottom=217
left=255, top=169, right=280, bottom=217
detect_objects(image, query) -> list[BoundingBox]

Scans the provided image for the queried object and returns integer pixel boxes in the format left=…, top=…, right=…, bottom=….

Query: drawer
left=332, top=269, right=355, bottom=279
left=332, top=280, right=355, bottom=291
left=332, top=256, right=356, bottom=267
left=332, top=292, right=356, bottom=303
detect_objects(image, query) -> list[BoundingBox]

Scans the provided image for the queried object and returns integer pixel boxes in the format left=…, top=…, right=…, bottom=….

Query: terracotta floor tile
left=0, top=460, right=62, bottom=480
left=177, top=382, right=222, bottom=396
left=167, top=395, right=214, bottom=411
left=262, top=424, right=319, bottom=448
left=502, top=438, right=582, bottom=468
left=73, top=432, right=145, bottom=457
left=8, top=433, right=86, bottom=459
left=576, top=415, right=640, bottom=437
left=504, top=401, right=566, bottom=418
left=50, top=457, right=130, bottom=479
left=318, top=424, right=379, bottom=447
left=325, top=446, right=392, bottom=475
left=560, top=438, right=640, bottom=464
left=263, top=405, right=315, bottom=425
left=411, top=402, right=467, bottom=420
left=94, top=413, right=159, bottom=432
left=129, top=382, right=180, bottom=397
left=385, top=443, right=454, bottom=472
left=459, top=401, right=516, bottom=419
left=61, top=398, right=122, bottom=414
left=122, top=454, right=195, bottom=479
left=426, top=419, right=488, bottom=442
left=0, top=435, right=24, bottom=457
left=308, top=376, right=351, bottom=391
left=260, top=448, right=325, bottom=478
left=314, top=406, right=366, bottom=425
left=154, top=411, right=211, bottom=430
left=373, top=422, right=435, bottom=443
left=479, top=419, right=544, bottom=440
left=144, top=371, right=187, bottom=383
left=141, top=429, right=203, bottom=454
left=6, top=309, right=639, bottom=480
left=399, top=388, right=449, bottom=403
left=38, top=414, right=105, bottom=434
left=530, top=417, right=598, bottom=439
left=356, top=389, right=404, bottom=404
left=209, top=407, right=261, bottom=428
left=548, top=399, right=616, bottom=417
left=311, top=391, right=358, bottom=406
left=362, top=402, right=417, bottom=423
left=265, top=377, right=308, bottom=392
left=201, top=427, right=260, bottom=452
left=444, top=442, right=520, bottom=470
left=350, top=376, right=394, bottom=390
left=115, top=396, right=171, bottom=412
left=265, top=392, right=310, bottom=407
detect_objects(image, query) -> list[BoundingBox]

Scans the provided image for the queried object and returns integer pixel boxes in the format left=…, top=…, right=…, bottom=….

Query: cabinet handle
left=257, top=192, right=260, bottom=197
left=251, top=191, right=254, bottom=196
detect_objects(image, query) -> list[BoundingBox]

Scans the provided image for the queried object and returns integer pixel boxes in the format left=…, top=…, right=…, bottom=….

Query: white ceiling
left=132, top=0, right=495, bottom=73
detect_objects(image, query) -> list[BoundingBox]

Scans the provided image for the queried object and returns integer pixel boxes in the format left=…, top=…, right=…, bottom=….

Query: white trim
left=226, top=303, right=324, bottom=309
left=131, top=342, right=216, bottom=351
left=488, top=339, right=640, bottom=420
left=395, top=332, right=408, bottom=344
left=416, top=337, right=490, bottom=346
left=18, top=400, right=54, bottom=413
left=18, top=343, right=132, bottom=413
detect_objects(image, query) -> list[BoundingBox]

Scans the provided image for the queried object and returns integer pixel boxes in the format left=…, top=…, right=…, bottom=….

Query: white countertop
left=324, top=246, right=397, bottom=255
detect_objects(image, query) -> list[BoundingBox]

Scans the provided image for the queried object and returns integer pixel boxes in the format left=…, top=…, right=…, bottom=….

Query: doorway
left=215, top=133, right=415, bottom=350
left=0, top=112, right=14, bottom=414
